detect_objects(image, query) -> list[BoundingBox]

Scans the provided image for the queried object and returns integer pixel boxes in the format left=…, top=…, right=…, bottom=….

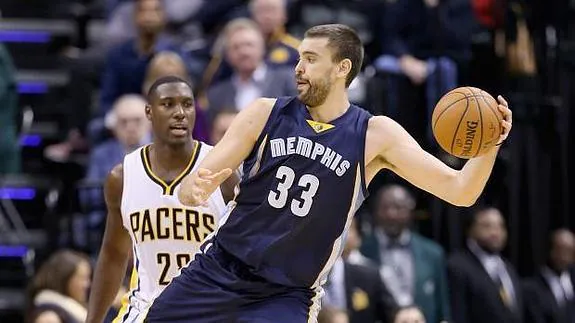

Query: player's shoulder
left=367, top=115, right=396, bottom=129
left=241, top=97, right=280, bottom=120
left=366, top=115, right=406, bottom=139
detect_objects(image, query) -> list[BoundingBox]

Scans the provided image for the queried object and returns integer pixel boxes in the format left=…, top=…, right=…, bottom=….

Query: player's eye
left=183, top=101, right=194, bottom=108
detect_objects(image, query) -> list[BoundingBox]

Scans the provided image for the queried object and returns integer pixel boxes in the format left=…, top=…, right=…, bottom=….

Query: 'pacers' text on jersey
left=214, top=96, right=371, bottom=288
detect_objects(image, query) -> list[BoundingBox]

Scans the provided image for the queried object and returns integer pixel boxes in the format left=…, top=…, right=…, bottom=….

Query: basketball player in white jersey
left=86, top=76, right=238, bottom=323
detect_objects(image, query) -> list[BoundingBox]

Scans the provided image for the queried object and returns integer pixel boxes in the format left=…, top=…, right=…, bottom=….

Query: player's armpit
left=366, top=116, right=485, bottom=207
left=221, top=170, right=240, bottom=203
left=86, top=164, right=131, bottom=323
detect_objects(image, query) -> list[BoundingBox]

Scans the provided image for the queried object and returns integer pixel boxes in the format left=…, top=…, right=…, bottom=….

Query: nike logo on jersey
left=269, top=136, right=350, bottom=177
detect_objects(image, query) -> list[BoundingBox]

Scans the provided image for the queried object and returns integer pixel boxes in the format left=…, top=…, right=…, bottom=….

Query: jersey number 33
left=267, top=166, right=320, bottom=217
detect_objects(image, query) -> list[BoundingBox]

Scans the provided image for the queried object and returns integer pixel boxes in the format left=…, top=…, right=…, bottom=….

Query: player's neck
left=151, top=140, right=196, bottom=169
left=306, top=88, right=350, bottom=123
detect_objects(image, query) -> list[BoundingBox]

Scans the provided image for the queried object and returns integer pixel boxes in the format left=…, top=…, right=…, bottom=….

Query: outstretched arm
left=179, top=98, right=276, bottom=206
left=86, top=165, right=132, bottom=323
left=367, top=96, right=512, bottom=207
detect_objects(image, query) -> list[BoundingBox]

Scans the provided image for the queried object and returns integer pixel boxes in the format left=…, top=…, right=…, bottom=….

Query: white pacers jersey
left=113, top=142, right=227, bottom=322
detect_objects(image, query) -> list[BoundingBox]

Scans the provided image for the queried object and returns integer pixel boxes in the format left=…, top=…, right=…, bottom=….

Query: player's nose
left=173, top=104, right=185, bottom=117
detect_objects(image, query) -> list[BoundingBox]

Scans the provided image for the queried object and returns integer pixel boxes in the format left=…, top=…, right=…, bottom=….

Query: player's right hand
left=178, top=168, right=233, bottom=206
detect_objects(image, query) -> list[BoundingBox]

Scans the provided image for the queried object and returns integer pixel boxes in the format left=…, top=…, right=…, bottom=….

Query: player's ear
left=145, top=104, right=152, bottom=120
left=337, top=58, right=352, bottom=80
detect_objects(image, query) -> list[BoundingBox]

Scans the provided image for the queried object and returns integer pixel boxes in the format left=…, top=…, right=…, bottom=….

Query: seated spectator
left=210, top=109, right=238, bottom=145
left=361, top=185, right=451, bottom=323
left=87, top=95, right=151, bottom=182
left=0, top=43, right=19, bottom=174
left=523, top=229, right=575, bottom=323
left=376, top=0, right=474, bottom=148
left=392, top=306, right=426, bottom=323
left=76, top=95, right=151, bottom=252
left=323, top=218, right=396, bottom=323
left=447, top=206, right=524, bottom=323
left=98, top=0, right=188, bottom=117
left=206, top=18, right=296, bottom=122
left=201, top=0, right=300, bottom=91
left=142, top=51, right=209, bottom=142
left=27, top=250, right=92, bottom=323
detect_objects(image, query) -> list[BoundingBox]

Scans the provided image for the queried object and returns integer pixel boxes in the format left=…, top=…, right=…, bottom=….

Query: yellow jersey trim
left=140, top=141, right=200, bottom=195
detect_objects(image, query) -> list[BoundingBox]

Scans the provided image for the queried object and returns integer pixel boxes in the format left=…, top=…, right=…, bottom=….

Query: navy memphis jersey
left=214, top=96, right=372, bottom=288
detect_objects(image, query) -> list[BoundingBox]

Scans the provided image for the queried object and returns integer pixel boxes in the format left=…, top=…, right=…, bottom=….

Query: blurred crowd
left=0, top=0, right=574, bottom=323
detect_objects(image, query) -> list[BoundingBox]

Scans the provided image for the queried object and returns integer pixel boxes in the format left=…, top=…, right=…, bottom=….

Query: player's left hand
left=178, top=168, right=233, bottom=206
left=496, top=95, right=512, bottom=145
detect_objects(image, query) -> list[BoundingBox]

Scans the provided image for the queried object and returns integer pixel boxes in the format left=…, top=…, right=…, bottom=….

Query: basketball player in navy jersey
left=144, top=24, right=512, bottom=322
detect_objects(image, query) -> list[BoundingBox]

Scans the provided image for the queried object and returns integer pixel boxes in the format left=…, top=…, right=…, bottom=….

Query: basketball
left=432, top=87, right=503, bottom=159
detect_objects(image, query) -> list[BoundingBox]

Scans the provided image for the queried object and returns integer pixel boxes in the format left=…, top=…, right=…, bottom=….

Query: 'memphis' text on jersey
left=129, top=207, right=215, bottom=243
left=269, top=136, right=350, bottom=177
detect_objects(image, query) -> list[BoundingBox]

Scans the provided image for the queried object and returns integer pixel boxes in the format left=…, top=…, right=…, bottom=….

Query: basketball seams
left=449, top=96, right=470, bottom=154
left=474, top=97, right=484, bottom=157
left=479, top=94, right=502, bottom=137
left=432, top=95, right=468, bottom=132
left=432, top=94, right=487, bottom=133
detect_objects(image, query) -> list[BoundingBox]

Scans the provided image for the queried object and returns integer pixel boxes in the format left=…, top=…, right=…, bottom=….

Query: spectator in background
left=200, top=0, right=300, bottom=92
left=87, top=95, right=151, bottom=182
left=524, top=229, right=575, bottom=323
left=376, top=0, right=474, bottom=148
left=323, top=218, right=396, bottom=323
left=77, top=95, right=150, bottom=252
left=447, top=206, right=524, bottom=323
left=142, top=51, right=209, bottom=143
left=361, top=185, right=450, bottom=323
left=0, top=43, right=20, bottom=174
left=206, top=18, right=296, bottom=123
left=27, top=250, right=91, bottom=323
left=210, top=109, right=238, bottom=145
left=98, top=0, right=186, bottom=118
left=392, top=306, right=426, bottom=323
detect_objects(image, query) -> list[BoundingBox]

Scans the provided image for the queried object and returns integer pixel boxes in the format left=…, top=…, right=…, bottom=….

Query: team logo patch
left=306, top=120, right=335, bottom=133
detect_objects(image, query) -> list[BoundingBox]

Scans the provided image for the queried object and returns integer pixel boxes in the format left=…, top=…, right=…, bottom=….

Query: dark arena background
left=0, top=0, right=573, bottom=322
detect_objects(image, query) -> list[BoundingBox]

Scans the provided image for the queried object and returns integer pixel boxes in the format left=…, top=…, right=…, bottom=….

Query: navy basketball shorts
left=144, top=241, right=323, bottom=323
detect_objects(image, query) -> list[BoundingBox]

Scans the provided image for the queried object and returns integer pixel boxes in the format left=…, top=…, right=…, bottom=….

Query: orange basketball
left=431, top=87, right=503, bottom=159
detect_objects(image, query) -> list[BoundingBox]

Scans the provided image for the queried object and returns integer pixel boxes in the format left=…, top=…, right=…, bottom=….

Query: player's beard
left=298, top=73, right=332, bottom=108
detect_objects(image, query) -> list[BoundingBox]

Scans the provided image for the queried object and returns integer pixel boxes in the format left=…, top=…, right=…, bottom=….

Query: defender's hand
left=496, top=95, right=512, bottom=145
left=178, top=168, right=233, bottom=206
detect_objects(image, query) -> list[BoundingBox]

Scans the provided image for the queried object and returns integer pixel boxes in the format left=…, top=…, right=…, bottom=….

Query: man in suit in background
left=524, top=229, right=575, bottom=323
left=323, top=218, right=397, bottom=323
left=447, top=206, right=524, bottom=323
left=205, top=18, right=296, bottom=124
left=361, top=185, right=451, bottom=323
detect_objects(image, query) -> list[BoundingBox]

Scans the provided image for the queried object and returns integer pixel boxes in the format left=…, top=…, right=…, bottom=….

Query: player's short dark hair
left=304, top=24, right=364, bottom=88
left=147, top=75, right=193, bottom=100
